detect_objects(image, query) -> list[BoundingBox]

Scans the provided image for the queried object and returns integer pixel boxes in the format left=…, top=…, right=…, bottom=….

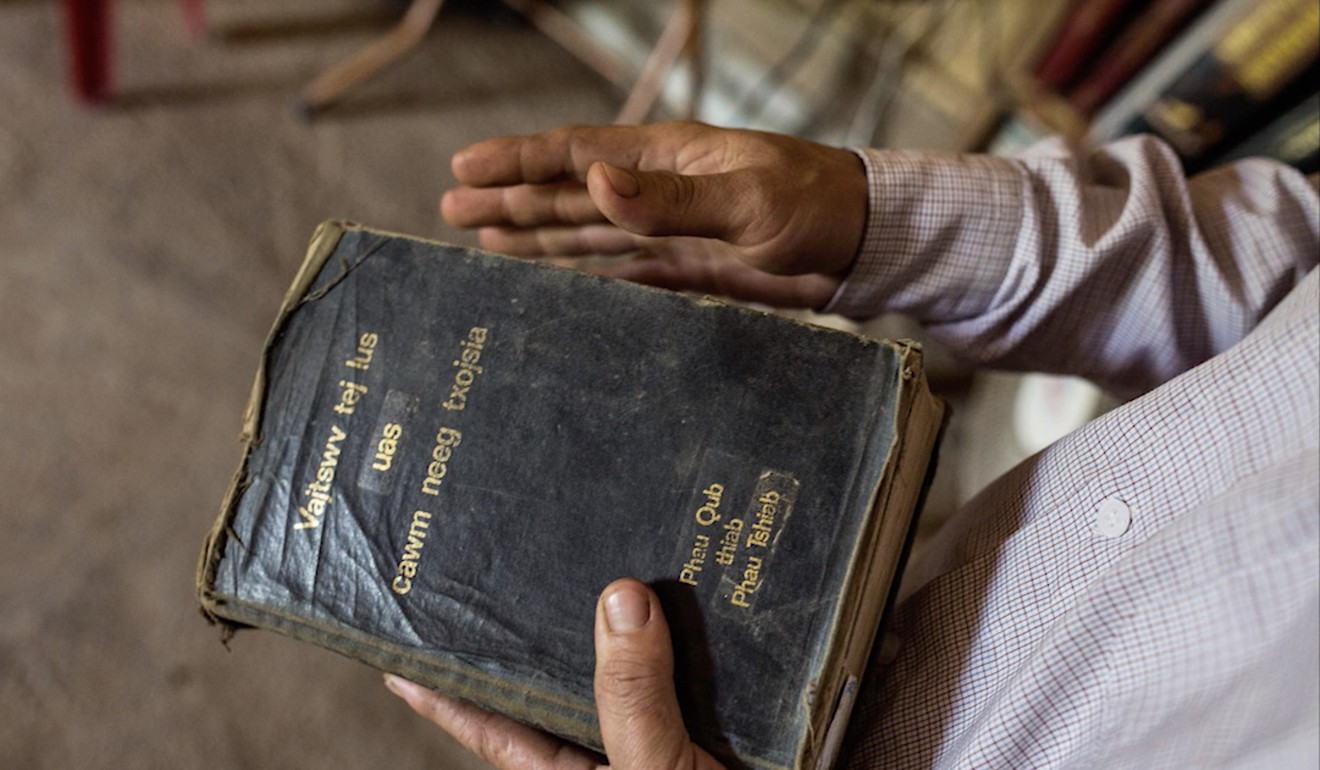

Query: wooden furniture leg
left=615, top=0, right=705, bottom=124
left=293, top=0, right=704, bottom=122
left=683, top=0, right=705, bottom=119
left=500, top=0, right=630, bottom=90
left=293, top=0, right=446, bottom=116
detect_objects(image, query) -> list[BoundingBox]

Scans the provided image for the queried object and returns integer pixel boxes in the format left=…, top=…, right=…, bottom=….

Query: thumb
left=587, top=162, right=756, bottom=244
left=593, top=579, right=693, bottom=770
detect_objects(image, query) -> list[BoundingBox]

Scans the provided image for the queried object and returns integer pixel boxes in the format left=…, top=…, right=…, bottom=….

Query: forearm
left=825, top=135, right=1320, bottom=395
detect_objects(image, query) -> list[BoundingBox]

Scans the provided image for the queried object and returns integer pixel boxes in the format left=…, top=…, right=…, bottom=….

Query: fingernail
left=601, top=164, right=641, bottom=199
left=451, top=150, right=472, bottom=180
left=603, top=583, right=651, bottom=632
left=383, top=673, right=420, bottom=699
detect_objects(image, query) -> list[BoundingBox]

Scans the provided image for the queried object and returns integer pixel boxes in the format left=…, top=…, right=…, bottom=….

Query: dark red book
left=1212, top=90, right=1320, bottom=173
left=60, top=0, right=114, bottom=103
left=1068, top=0, right=1214, bottom=116
left=1032, top=0, right=1141, bottom=92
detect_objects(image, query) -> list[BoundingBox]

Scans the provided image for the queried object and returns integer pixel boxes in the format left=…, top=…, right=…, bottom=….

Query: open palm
left=440, top=121, right=867, bottom=309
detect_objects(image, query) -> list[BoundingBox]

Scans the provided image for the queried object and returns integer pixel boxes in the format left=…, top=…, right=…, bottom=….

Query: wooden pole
left=292, top=0, right=704, bottom=123
left=293, top=0, right=445, bottom=117
left=615, top=0, right=704, bottom=125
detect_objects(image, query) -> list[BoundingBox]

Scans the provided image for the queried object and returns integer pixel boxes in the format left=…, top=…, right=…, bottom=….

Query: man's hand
left=440, top=121, right=867, bottom=309
left=384, top=579, right=727, bottom=770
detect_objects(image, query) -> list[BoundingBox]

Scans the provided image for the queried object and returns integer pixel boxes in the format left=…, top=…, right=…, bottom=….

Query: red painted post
left=60, top=0, right=114, bottom=103
left=181, top=0, right=206, bottom=41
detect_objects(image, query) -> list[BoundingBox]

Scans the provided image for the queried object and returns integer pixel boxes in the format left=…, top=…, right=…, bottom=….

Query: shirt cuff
left=821, top=147, right=1026, bottom=324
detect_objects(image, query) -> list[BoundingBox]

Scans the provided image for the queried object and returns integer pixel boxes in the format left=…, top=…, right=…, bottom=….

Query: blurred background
left=2, top=0, right=1314, bottom=766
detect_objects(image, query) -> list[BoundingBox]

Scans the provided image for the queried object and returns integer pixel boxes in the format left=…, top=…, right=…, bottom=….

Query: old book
left=197, top=222, right=945, bottom=770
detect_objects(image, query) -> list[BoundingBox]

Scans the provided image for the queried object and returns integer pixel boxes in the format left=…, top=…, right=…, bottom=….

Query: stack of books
left=991, top=0, right=1319, bottom=174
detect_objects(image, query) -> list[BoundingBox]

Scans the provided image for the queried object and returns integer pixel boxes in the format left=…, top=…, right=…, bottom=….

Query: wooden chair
left=59, top=0, right=701, bottom=122
left=294, top=0, right=706, bottom=124
left=61, top=0, right=205, bottom=103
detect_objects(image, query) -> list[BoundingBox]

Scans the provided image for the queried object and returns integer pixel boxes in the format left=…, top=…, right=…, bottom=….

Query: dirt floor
left=0, top=1, right=626, bottom=767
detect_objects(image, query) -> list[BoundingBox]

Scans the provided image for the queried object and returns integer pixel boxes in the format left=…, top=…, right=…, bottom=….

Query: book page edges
left=201, top=592, right=606, bottom=748
left=799, top=344, right=946, bottom=770
left=196, top=220, right=353, bottom=626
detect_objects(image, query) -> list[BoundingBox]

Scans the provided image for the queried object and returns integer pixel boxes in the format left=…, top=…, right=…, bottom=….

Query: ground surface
left=0, top=2, right=620, bottom=766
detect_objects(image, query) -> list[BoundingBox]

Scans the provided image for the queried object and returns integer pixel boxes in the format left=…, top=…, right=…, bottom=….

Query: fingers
left=383, top=675, right=597, bottom=770
left=594, top=251, right=842, bottom=309
left=452, top=123, right=704, bottom=187
left=586, top=163, right=760, bottom=245
left=446, top=122, right=762, bottom=257
left=478, top=224, right=643, bottom=257
left=594, top=580, right=699, bottom=770
left=447, top=163, right=762, bottom=255
left=441, top=181, right=606, bottom=229
left=384, top=582, right=724, bottom=770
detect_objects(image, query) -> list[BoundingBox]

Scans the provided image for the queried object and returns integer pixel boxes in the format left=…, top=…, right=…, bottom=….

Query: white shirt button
left=1095, top=498, right=1132, bottom=538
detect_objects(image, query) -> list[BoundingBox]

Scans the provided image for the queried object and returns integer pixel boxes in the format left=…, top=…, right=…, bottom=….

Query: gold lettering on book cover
left=344, top=332, right=378, bottom=371
left=729, top=556, right=763, bottom=608
left=745, top=491, right=780, bottom=549
left=679, top=484, right=724, bottom=586
left=726, top=472, right=798, bottom=611
left=391, top=509, right=433, bottom=595
left=292, top=329, right=382, bottom=531
left=421, top=427, right=462, bottom=496
left=442, top=327, right=489, bottom=411
left=333, top=380, right=368, bottom=415
left=372, top=423, right=403, bottom=472
left=679, top=534, right=711, bottom=587
left=714, top=518, right=743, bottom=567
left=390, top=326, right=492, bottom=594
left=293, top=424, right=347, bottom=530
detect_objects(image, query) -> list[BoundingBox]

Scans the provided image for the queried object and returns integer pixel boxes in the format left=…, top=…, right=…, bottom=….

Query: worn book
left=197, top=221, right=946, bottom=770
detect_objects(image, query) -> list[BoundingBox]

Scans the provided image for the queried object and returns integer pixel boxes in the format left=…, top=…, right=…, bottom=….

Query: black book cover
left=1127, top=0, right=1319, bottom=170
left=1213, top=90, right=1320, bottom=174
left=198, top=222, right=944, bottom=770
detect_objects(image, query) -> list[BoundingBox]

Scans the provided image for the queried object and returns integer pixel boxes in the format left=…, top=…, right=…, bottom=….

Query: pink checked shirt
left=827, top=136, right=1320, bottom=768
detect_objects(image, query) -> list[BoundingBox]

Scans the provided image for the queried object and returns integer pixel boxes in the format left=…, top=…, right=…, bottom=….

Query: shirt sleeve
left=822, top=135, right=1320, bottom=396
